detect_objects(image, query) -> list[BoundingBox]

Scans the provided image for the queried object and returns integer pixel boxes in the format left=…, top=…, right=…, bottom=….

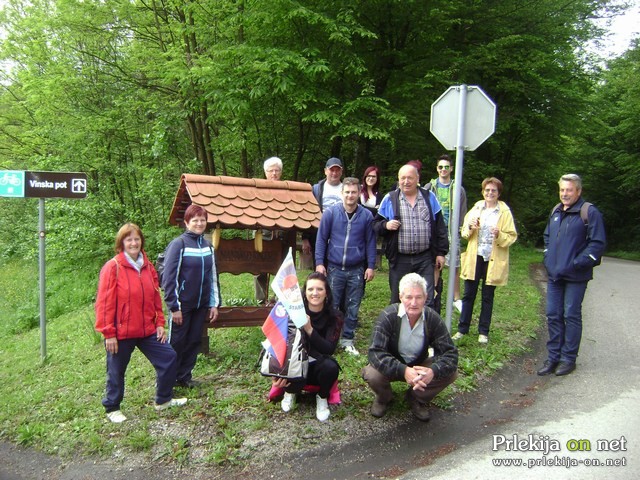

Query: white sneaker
left=106, top=410, right=127, bottom=423
left=281, top=392, right=296, bottom=413
left=453, top=299, right=463, bottom=313
left=155, top=397, right=188, bottom=411
left=478, top=334, right=489, bottom=344
left=344, top=344, right=360, bottom=356
left=316, top=395, right=330, bottom=422
left=452, top=332, right=465, bottom=340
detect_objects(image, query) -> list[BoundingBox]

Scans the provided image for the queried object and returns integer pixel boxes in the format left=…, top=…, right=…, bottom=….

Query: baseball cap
left=325, top=157, right=343, bottom=169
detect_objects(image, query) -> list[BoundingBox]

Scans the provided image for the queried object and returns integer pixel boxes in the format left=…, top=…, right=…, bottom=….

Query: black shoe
left=405, top=390, right=431, bottom=422
left=537, top=360, right=559, bottom=376
left=371, top=398, right=390, bottom=418
left=408, top=398, right=431, bottom=422
left=176, top=379, right=201, bottom=388
left=555, top=362, right=576, bottom=376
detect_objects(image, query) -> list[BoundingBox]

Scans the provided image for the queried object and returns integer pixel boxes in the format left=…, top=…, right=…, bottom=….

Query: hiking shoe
left=155, top=397, right=188, bottom=411
left=106, top=410, right=127, bottom=423
left=452, top=332, right=465, bottom=340
left=370, top=398, right=389, bottom=418
left=316, top=395, right=330, bottom=422
left=281, top=392, right=296, bottom=413
left=478, top=334, right=489, bottom=344
left=453, top=299, right=463, bottom=313
left=409, top=399, right=431, bottom=422
left=344, top=344, right=360, bottom=356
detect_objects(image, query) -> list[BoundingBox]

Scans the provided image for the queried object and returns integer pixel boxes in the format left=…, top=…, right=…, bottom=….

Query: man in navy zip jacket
left=538, top=174, right=606, bottom=377
left=315, top=177, right=377, bottom=355
left=162, top=204, right=220, bottom=388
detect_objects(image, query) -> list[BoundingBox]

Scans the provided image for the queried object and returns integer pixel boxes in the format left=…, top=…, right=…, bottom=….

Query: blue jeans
left=458, top=256, right=496, bottom=336
left=389, top=251, right=435, bottom=308
left=545, top=279, right=588, bottom=363
left=103, top=334, right=178, bottom=412
left=328, top=265, right=364, bottom=340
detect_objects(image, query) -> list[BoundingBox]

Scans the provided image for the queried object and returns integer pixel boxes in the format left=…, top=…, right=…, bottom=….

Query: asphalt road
left=397, top=256, right=639, bottom=480
left=277, top=257, right=639, bottom=479
left=1, top=257, right=637, bottom=479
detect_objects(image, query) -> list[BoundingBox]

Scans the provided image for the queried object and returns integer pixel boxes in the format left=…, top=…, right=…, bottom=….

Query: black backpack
left=550, top=201, right=592, bottom=225
left=155, top=237, right=185, bottom=287
left=259, top=317, right=309, bottom=381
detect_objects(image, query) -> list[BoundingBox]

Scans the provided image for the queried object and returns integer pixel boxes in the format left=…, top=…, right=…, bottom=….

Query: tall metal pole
left=39, top=198, right=47, bottom=361
left=445, top=85, right=468, bottom=331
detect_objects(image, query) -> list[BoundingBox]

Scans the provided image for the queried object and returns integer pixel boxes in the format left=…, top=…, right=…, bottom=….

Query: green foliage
left=2, top=0, right=635, bottom=261
left=569, top=42, right=640, bottom=249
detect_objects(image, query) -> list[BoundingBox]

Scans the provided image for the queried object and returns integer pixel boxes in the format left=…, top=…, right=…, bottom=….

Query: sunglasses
left=437, top=165, right=451, bottom=170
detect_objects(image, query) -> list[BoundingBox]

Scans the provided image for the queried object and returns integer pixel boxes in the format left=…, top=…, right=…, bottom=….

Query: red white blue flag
left=261, top=301, right=289, bottom=367
left=270, top=247, right=306, bottom=328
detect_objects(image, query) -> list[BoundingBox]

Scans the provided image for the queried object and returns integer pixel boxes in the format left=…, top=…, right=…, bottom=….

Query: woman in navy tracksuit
left=162, top=204, right=220, bottom=388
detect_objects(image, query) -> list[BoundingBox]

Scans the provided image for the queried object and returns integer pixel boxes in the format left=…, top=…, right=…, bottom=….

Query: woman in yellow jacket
left=453, top=177, right=517, bottom=344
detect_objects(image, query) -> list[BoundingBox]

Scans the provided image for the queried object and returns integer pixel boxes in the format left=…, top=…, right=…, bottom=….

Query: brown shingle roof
left=168, top=174, right=321, bottom=230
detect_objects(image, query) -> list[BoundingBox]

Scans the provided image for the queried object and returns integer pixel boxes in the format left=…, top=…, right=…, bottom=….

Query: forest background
left=1, top=0, right=639, bottom=267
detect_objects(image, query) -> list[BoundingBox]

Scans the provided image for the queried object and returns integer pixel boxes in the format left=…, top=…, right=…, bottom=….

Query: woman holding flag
left=271, top=272, right=343, bottom=422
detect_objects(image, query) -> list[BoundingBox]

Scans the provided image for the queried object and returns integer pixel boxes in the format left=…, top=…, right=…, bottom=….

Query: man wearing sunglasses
left=429, top=154, right=467, bottom=314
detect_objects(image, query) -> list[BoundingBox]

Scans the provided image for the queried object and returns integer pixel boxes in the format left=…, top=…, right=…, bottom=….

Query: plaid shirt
left=397, top=192, right=431, bottom=254
left=368, top=304, right=458, bottom=380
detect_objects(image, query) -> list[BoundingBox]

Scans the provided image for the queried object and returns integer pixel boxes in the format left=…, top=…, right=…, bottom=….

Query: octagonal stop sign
left=430, top=85, right=496, bottom=151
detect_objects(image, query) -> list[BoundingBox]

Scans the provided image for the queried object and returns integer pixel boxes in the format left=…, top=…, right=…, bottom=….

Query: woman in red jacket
left=95, top=223, right=187, bottom=423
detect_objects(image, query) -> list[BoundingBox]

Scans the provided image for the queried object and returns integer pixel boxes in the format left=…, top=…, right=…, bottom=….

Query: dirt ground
left=0, top=341, right=549, bottom=480
left=0, top=265, right=550, bottom=480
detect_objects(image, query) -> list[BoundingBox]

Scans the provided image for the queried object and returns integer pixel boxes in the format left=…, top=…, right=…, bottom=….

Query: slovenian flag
left=261, top=301, right=289, bottom=367
left=271, top=248, right=307, bottom=328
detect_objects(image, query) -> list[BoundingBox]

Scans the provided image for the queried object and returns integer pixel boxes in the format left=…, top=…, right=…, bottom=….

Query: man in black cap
left=302, top=157, right=344, bottom=258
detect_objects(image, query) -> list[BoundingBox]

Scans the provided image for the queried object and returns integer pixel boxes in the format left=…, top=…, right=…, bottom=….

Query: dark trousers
left=362, top=360, right=457, bottom=405
left=287, top=356, right=339, bottom=399
left=170, top=306, right=208, bottom=383
left=254, top=273, right=269, bottom=304
left=458, top=255, right=496, bottom=336
left=545, top=279, right=588, bottom=363
left=389, top=251, right=436, bottom=308
left=102, top=334, right=178, bottom=412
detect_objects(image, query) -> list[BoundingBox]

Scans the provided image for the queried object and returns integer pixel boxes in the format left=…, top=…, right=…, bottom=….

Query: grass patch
left=606, top=250, right=640, bottom=262
left=0, top=244, right=545, bottom=470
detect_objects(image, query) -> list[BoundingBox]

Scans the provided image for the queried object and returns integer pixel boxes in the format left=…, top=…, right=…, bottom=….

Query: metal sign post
left=430, top=85, right=497, bottom=331
left=39, top=199, right=47, bottom=360
left=1, top=170, right=88, bottom=361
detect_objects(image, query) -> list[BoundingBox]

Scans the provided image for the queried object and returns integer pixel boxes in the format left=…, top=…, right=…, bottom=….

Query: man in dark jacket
left=315, top=177, right=377, bottom=355
left=301, top=157, right=344, bottom=259
left=538, top=174, right=606, bottom=377
left=362, top=273, right=458, bottom=421
left=373, top=163, right=449, bottom=308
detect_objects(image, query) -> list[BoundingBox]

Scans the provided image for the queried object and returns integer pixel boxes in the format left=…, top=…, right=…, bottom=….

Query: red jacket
left=95, top=251, right=165, bottom=340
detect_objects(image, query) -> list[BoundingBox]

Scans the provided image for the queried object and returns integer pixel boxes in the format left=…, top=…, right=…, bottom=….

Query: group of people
left=94, top=152, right=605, bottom=425
left=304, top=154, right=515, bottom=351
